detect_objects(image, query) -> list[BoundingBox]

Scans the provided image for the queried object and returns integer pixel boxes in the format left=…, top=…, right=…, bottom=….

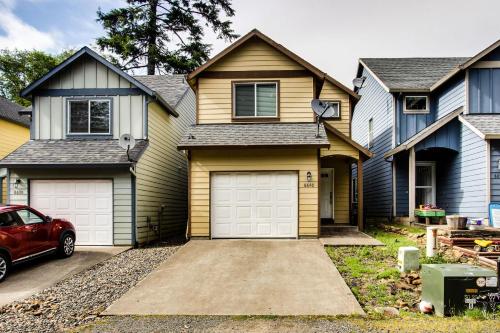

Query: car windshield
left=15, top=209, right=45, bottom=225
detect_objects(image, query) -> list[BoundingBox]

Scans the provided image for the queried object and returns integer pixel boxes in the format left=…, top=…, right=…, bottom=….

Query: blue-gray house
left=351, top=39, right=500, bottom=223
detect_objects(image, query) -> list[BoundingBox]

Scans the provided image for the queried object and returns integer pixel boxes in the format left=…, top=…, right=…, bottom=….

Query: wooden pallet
left=451, top=246, right=499, bottom=270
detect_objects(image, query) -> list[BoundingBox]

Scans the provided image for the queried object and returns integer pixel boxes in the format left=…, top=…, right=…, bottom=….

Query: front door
left=320, top=168, right=334, bottom=219
left=415, top=162, right=436, bottom=207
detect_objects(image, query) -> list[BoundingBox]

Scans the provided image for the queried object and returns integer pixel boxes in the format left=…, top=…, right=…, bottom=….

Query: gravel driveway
left=0, top=240, right=182, bottom=333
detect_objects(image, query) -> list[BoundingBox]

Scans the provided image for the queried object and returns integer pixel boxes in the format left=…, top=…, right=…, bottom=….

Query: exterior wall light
left=14, top=178, right=22, bottom=189
left=306, top=171, right=312, bottom=182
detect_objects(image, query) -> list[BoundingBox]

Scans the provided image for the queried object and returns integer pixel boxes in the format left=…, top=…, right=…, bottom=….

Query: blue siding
left=436, top=121, right=488, bottom=217
left=352, top=68, right=393, bottom=218
left=469, top=68, right=500, bottom=114
left=396, top=75, right=465, bottom=144
left=395, top=152, right=408, bottom=216
left=415, top=119, right=460, bottom=152
left=491, top=140, right=500, bottom=203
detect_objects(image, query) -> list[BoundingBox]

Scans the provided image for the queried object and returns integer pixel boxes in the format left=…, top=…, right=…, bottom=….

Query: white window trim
left=368, top=118, right=374, bottom=148
left=324, top=101, right=341, bottom=119
left=233, top=82, right=278, bottom=118
left=415, top=161, right=436, bottom=206
left=403, top=95, right=430, bottom=114
left=67, top=98, right=112, bottom=135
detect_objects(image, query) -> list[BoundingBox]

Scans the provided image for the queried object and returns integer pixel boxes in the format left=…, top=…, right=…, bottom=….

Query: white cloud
left=0, top=0, right=60, bottom=50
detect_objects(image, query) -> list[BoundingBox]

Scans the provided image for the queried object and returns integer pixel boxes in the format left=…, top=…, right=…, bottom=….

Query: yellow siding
left=321, top=159, right=351, bottom=224
left=319, top=81, right=351, bottom=136
left=198, top=77, right=314, bottom=123
left=135, top=92, right=195, bottom=244
left=0, top=118, right=29, bottom=203
left=320, top=130, right=359, bottom=160
left=207, top=39, right=305, bottom=71
left=190, top=149, right=319, bottom=237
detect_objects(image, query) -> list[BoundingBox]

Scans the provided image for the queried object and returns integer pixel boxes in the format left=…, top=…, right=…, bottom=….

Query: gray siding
left=436, top=121, right=488, bottom=217
left=352, top=68, right=394, bottom=218
left=135, top=89, right=195, bottom=244
left=33, top=55, right=147, bottom=140
left=8, top=168, right=133, bottom=245
left=491, top=140, right=500, bottom=203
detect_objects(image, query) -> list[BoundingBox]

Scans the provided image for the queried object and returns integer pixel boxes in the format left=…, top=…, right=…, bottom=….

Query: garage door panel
left=211, top=172, right=297, bottom=238
left=30, top=180, right=113, bottom=246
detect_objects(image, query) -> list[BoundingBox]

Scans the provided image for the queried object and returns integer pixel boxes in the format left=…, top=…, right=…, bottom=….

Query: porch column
left=357, top=158, right=364, bottom=231
left=408, top=147, right=416, bottom=222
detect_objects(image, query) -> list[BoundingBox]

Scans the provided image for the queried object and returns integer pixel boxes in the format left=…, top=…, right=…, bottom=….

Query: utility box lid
left=423, top=264, right=496, bottom=277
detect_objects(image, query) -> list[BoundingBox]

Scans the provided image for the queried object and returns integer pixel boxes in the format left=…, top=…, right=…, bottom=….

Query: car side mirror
left=45, top=216, right=53, bottom=223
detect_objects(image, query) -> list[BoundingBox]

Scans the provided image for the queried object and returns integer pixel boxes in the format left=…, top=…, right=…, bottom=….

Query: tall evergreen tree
left=96, top=0, right=238, bottom=74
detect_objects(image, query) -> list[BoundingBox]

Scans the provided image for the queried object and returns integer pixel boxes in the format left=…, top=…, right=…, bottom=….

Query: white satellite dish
left=352, top=76, right=366, bottom=89
left=311, top=99, right=334, bottom=138
left=119, top=134, right=136, bottom=162
left=119, top=133, right=136, bottom=150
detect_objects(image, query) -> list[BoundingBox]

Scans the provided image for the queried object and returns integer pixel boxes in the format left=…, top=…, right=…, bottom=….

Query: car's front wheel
left=0, top=252, right=10, bottom=282
left=58, top=234, right=75, bottom=258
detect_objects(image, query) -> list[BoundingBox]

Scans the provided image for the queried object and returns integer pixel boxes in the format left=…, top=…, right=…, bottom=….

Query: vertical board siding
left=197, top=77, right=314, bottom=123
left=436, top=121, right=488, bottom=217
left=189, top=149, right=319, bottom=237
left=135, top=90, right=195, bottom=244
left=319, top=81, right=351, bottom=136
left=415, top=119, right=460, bottom=152
left=469, top=68, right=500, bottom=114
left=33, top=55, right=145, bottom=140
left=490, top=140, right=500, bottom=202
left=7, top=169, right=133, bottom=245
left=352, top=68, right=394, bottom=218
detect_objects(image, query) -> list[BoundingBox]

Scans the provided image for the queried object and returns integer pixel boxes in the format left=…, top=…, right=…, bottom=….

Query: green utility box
left=421, top=264, right=498, bottom=316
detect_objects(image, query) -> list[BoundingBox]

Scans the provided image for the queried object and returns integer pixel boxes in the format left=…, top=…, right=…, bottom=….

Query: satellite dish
left=311, top=99, right=332, bottom=118
left=352, top=76, right=366, bottom=89
left=119, top=134, right=136, bottom=150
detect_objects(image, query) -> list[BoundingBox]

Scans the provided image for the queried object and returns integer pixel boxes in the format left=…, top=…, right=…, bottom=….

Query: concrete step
left=320, top=225, right=358, bottom=235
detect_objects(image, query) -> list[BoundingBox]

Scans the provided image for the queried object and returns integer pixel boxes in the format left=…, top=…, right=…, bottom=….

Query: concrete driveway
left=104, top=240, right=364, bottom=316
left=0, top=246, right=129, bottom=307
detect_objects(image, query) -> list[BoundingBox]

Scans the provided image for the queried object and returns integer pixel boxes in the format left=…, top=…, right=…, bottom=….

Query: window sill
left=231, top=117, right=280, bottom=123
left=66, top=134, right=113, bottom=140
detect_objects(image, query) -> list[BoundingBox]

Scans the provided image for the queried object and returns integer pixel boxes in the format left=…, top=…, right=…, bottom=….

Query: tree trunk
left=146, top=0, right=159, bottom=75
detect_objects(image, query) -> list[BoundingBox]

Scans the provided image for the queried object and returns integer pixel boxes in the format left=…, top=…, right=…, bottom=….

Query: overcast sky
left=1, top=0, right=499, bottom=86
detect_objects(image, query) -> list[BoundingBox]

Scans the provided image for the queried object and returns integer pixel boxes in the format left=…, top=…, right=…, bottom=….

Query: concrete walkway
left=320, top=231, right=384, bottom=246
left=0, top=246, right=129, bottom=307
left=104, top=240, right=364, bottom=316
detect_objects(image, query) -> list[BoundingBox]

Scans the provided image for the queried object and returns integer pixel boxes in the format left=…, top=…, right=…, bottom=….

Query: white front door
left=320, top=168, right=334, bottom=219
left=211, top=171, right=298, bottom=238
left=30, top=179, right=113, bottom=245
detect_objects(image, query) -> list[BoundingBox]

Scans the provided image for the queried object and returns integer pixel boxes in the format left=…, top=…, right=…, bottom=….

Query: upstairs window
left=368, top=118, right=374, bottom=148
left=233, top=82, right=278, bottom=118
left=68, top=99, right=111, bottom=135
left=323, top=101, right=341, bottom=119
left=404, top=96, right=429, bottom=114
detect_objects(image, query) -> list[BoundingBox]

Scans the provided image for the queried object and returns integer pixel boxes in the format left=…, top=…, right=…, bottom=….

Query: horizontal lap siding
left=198, top=77, right=314, bottom=123
left=7, top=169, right=133, bottom=245
left=321, top=158, right=350, bottom=224
left=190, top=149, right=319, bottom=237
left=135, top=91, right=195, bottom=244
left=320, top=131, right=359, bottom=160
left=437, top=122, right=488, bottom=217
left=207, top=39, right=304, bottom=71
left=395, top=152, right=409, bottom=216
left=319, top=81, right=351, bottom=136
left=34, top=55, right=145, bottom=140
left=352, top=69, right=393, bottom=218
left=491, top=140, right=500, bottom=202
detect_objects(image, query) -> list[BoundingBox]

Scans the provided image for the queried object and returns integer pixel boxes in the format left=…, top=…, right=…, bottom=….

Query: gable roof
left=20, top=47, right=179, bottom=117
left=134, top=74, right=189, bottom=108
left=322, top=122, right=373, bottom=159
left=0, top=97, right=30, bottom=127
left=384, top=107, right=464, bottom=158
left=187, top=29, right=359, bottom=100
left=358, top=57, right=468, bottom=92
left=459, top=114, right=500, bottom=139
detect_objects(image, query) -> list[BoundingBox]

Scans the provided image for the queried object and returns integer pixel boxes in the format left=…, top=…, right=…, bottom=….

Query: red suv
left=0, top=205, right=76, bottom=282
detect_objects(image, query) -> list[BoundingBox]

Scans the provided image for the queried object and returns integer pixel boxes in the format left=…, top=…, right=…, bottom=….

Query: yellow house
left=178, top=29, right=372, bottom=239
left=0, top=97, right=30, bottom=203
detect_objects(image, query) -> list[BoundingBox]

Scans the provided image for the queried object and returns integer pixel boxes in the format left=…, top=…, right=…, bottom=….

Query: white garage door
left=30, top=180, right=113, bottom=245
left=211, top=172, right=298, bottom=238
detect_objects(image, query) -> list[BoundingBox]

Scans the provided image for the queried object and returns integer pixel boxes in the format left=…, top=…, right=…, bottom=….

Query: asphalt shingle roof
left=0, top=97, right=30, bottom=127
left=177, top=123, right=330, bottom=149
left=461, top=114, right=500, bottom=136
left=0, top=139, right=148, bottom=167
left=361, top=57, right=469, bottom=91
left=134, top=74, right=188, bottom=108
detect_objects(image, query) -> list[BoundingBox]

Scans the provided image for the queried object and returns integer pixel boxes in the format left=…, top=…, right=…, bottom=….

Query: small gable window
left=68, top=99, right=111, bottom=135
left=322, top=101, right=341, bottom=119
left=404, top=96, right=429, bottom=113
left=233, top=82, right=278, bottom=118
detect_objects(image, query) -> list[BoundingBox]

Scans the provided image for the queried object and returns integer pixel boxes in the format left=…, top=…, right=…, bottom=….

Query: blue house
left=351, top=40, right=500, bottom=223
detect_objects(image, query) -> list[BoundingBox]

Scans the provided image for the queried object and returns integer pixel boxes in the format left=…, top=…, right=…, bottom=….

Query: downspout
left=130, top=166, right=138, bottom=247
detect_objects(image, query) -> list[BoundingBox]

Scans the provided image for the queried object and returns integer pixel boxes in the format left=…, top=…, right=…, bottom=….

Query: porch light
left=306, top=171, right=312, bottom=182
left=14, top=178, right=22, bottom=189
